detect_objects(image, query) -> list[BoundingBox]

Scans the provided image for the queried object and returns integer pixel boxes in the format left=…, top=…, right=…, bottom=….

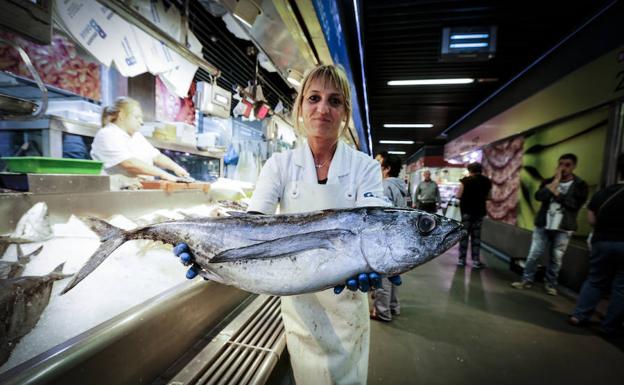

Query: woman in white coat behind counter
left=91, top=97, right=189, bottom=181
left=175, top=64, right=394, bottom=385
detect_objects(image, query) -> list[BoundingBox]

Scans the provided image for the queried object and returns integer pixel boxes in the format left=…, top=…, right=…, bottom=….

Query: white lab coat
left=91, top=123, right=161, bottom=176
left=248, top=140, right=387, bottom=385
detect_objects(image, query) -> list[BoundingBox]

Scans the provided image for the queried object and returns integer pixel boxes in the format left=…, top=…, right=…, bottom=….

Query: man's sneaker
left=457, top=259, right=466, bottom=267
left=544, top=284, right=558, bottom=296
left=511, top=281, right=532, bottom=290
left=472, top=261, right=485, bottom=270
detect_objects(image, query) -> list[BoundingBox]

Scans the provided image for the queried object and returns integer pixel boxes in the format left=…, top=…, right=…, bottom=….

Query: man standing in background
left=511, top=153, right=588, bottom=295
left=456, top=162, right=492, bottom=269
left=414, top=169, right=440, bottom=213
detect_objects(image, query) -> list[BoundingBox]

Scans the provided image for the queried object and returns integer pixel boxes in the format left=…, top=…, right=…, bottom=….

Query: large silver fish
left=61, top=207, right=464, bottom=296
left=0, top=264, right=69, bottom=365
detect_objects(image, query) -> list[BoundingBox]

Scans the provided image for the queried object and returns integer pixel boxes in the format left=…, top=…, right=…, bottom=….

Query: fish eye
left=417, top=215, right=436, bottom=234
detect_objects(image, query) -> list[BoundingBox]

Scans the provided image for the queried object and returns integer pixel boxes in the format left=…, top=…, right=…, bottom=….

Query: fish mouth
left=442, top=223, right=466, bottom=246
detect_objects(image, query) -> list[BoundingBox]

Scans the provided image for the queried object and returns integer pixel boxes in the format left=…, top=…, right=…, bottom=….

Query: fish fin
left=60, top=218, right=128, bottom=295
left=210, top=229, right=355, bottom=263
left=80, top=217, right=124, bottom=242
left=50, top=263, right=72, bottom=281
left=17, top=245, right=43, bottom=264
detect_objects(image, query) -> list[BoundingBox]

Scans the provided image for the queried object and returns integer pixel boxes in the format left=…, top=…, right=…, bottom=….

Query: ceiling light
left=383, top=123, right=433, bottom=128
left=388, top=151, right=406, bottom=155
left=232, top=0, right=262, bottom=28
left=388, top=78, right=474, bottom=86
left=450, top=33, right=489, bottom=40
left=449, top=42, right=489, bottom=49
left=286, top=69, right=302, bottom=87
left=379, top=140, right=414, bottom=144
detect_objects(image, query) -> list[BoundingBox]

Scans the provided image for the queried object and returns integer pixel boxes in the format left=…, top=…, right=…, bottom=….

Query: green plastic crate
left=1, top=157, right=103, bottom=174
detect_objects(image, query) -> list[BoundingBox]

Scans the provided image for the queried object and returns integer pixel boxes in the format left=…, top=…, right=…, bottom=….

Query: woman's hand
left=333, top=273, right=402, bottom=294
left=174, top=167, right=190, bottom=178
left=160, top=173, right=178, bottom=182
left=173, top=243, right=202, bottom=279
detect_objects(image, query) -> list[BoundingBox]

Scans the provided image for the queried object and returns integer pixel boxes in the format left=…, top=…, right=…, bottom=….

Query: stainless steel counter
left=0, top=189, right=214, bottom=233
left=0, top=116, right=225, bottom=159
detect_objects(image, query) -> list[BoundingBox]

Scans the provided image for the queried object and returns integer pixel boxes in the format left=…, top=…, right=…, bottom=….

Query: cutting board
left=141, top=181, right=211, bottom=193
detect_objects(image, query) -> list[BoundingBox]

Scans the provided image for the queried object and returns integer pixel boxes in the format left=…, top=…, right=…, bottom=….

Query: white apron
left=280, top=180, right=369, bottom=385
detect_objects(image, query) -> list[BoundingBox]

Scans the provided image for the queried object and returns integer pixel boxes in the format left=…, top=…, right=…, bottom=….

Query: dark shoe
left=370, top=313, right=391, bottom=323
left=472, top=261, right=485, bottom=270
left=457, top=259, right=466, bottom=267
left=568, top=316, right=588, bottom=327
left=391, top=309, right=400, bottom=316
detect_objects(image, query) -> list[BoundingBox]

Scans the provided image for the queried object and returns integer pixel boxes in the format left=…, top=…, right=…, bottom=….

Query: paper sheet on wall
left=159, top=30, right=201, bottom=98
left=54, top=0, right=116, bottom=66
left=129, top=0, right=178, bottom=74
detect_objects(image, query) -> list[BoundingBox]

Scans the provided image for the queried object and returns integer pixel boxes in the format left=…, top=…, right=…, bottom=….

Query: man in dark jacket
left=457, top=162, right=492, bottom=269
left=569, top=154, right=624, bottom=336
left=511, top=153, right=589, bottom=296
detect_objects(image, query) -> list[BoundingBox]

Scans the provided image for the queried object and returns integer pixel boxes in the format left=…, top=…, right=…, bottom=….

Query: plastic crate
left=1, top=157, right=103, bottom=174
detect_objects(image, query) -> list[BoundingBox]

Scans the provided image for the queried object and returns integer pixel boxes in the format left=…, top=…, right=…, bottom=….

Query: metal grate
left=167, top=295, right=286, bottom=385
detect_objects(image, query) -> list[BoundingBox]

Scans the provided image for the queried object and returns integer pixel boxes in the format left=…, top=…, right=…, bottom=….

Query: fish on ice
left=0, top=245, right=44, bottom=279
left=0, top=264, right=70, bottom=365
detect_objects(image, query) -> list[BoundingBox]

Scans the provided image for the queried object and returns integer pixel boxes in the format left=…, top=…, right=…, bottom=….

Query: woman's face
left=301, top=78, right=346, bottom=141
left=119, top=104, right=143, bottom=134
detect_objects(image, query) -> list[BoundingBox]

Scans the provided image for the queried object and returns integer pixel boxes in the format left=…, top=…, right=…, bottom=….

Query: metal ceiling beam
left=99, top=0, right=220, bottom=77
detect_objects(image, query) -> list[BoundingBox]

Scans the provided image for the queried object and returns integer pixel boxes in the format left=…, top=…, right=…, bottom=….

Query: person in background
left=90, top=97, right=189, bottom=181
left=173, top=65, right=400, bottom=385
left=456, top=162, right=492, bottom=269
left=511, top=153, right=588, bottom=295
left=375, top=150, right=388, bottom=163
left=414, top=169, right=440, bottom=213
left=370, top=153, right=407, bottom=322
left=569, top=154, right=624, bottom=336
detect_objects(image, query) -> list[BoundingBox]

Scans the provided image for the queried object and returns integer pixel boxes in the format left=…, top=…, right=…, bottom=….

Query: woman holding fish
left=177, top=64, right=393, bottom=385
left=90, top=97, right=190, bottom=182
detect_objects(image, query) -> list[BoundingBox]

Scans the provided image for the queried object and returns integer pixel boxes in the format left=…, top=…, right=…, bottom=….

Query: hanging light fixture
left=286, top=69, right=303, bottom=88
left=232, top=0, right=262, bottom=28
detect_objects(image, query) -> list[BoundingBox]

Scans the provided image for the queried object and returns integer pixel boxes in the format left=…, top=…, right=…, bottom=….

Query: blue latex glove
left=333, top=273, right=401, bottom=294
left=173, top=243, right=202, bottom=279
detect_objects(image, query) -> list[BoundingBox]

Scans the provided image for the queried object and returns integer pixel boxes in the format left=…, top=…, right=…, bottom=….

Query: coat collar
left=294, top=140, right=351, bottom=182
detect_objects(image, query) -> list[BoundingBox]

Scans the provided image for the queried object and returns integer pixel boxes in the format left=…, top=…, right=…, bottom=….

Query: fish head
left=361, top=208, right=465, bottom=275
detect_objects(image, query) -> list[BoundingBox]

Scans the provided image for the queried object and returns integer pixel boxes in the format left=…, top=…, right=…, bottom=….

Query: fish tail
left=17, top=245, right=43, bottom=264
left=60, top=217, right=129, bottom=295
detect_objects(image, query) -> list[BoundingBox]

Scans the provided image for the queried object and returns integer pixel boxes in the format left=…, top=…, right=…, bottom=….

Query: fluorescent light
left=233, top=14, right=253, bottom=28
left=388, top=78, right=474, bottom=86
left=450, top=34, right=489, bottom=40
left=384, top=123, right=433, bottom=128
left=287, top=69, right=303, bottom=88
left=379, top=140, right=414, bottom=144
left=388, top=151, right=406, bottom=155
left=449, top=42, right=489, bottom=48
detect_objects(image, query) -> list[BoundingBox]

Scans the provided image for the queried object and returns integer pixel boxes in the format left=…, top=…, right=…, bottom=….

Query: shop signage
left=445, top=46, right=624, bottom=160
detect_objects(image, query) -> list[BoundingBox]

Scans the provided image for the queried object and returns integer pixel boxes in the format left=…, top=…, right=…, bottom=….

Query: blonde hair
left=291, top=64, right=352, bottom=138
left=101, top=97, right=140, bottom=126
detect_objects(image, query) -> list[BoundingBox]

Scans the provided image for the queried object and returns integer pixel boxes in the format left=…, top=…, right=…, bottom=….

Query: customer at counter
left=173, top=64, right=399, bottom=385
left=90, top=97, right=189, bottom=181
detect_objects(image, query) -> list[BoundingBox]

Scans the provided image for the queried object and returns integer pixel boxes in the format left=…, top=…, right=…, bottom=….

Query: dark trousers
left=459, top=213, right=483, bottom=261
left=573, top=241, right=624, bottom=332
left=417, top=201, right=437, bottom=213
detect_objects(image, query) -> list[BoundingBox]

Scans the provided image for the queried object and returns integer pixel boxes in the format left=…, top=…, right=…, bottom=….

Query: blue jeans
left=522, top=227, right=571, bottom=286
left=572, top=241, right=624, bottom=333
